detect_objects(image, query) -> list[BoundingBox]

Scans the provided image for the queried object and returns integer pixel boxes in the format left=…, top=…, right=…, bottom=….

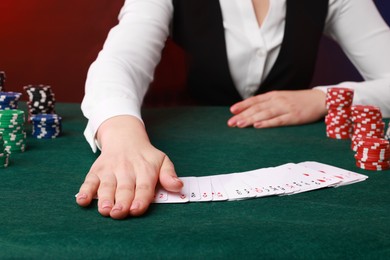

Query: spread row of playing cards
left=153, top=161, right=368, bottom=203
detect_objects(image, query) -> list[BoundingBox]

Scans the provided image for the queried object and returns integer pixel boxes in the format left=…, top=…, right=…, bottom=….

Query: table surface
left=1, top=103, right=389, bottom=259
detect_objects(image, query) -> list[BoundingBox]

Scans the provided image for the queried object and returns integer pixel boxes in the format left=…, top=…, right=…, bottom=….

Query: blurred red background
left=0, top=0, right=388, bottom=104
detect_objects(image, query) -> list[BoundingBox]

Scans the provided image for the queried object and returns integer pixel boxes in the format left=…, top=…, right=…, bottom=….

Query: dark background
left=0, top=0, right=389, bottom=104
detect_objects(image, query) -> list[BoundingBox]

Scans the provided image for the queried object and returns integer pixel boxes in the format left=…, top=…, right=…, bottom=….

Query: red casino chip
left=356, top=137, right=389, bottom=147
left=325, top=88, right=354, bottom=140
left=326, top=88, right=354, bottom=109
left=356, top=161, right=390, bottom=171
left=351, top=105, right=382, bottom=123
left=354, top=137, right=390, bottom=171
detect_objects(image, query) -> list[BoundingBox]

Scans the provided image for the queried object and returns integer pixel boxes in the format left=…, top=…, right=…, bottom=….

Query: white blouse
left=82, top=0, right=390, bottom=151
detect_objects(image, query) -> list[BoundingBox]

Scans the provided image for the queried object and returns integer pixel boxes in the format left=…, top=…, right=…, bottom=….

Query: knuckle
left=135, top=183, right=153, bottom=193
left=116, top=183, right=134, bottom=192
left=99, top=181, right=116, bottom=190
left=275, top=117, right=286, bottom=126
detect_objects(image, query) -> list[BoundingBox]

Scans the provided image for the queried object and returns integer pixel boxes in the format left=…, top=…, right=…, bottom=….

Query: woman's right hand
left=76, top=115, right=183, bottom=219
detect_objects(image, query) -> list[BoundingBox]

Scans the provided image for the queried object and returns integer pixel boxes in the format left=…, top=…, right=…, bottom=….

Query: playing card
left=266, top=164, right=303, bottom=195
left=298, top=161, right=368, bottom=186
left=169, top=177, right=191, bottom=203
left=239, top=168, right=280, bottom=197
left=153, top=177, right=190, bottom=203
left=276, top=163, right=341, bottom=193
left=153, top=182, right=168, bottom=203
left=197, top=176, right=213, bottom=202
left=188, top=176, right=201, bottom=202
left=216, top=173, right=257, bottom=201
left=210, top=175, right=228, bottom=201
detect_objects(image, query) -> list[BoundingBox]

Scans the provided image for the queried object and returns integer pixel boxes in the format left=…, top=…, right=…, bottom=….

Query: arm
left=77, top=0, right=182, bottom=219
left=228, top=0, right=390, bottom=128
left=318, top=0, right=390, bottom=117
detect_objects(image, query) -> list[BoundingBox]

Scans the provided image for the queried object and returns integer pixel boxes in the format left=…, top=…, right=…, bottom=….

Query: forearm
left=314, top=78, right=390, bottom=118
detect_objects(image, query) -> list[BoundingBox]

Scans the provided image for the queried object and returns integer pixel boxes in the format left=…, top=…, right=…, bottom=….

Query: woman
left=77, top=0, right=390, bottom=219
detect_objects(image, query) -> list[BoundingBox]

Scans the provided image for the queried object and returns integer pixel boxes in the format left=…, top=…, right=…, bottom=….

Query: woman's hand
left=228, top=89, right=327, bottom=128
left=76, top=115, right=183, bottom=219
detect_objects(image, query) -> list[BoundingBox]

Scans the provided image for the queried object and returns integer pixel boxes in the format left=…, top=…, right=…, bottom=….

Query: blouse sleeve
left=81, top=0, right=173, bottom=152
left=316, top=0, right=390, bottom=117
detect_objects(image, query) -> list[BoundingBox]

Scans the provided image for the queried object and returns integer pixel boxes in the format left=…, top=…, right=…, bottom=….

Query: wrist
left=97, top=115, right=150, bottom=149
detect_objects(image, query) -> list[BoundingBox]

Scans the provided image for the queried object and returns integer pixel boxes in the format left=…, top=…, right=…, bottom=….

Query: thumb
left=159, top=155, right=183, bottom=192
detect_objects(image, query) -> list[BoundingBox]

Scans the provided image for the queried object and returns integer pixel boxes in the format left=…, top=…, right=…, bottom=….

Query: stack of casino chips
left=350, top=105, right=385, bottom=151
left=0, top=92, right=22, bottom=110
left=0, top=133, right=10, bottom=167
left=0, top=109, right=27, bottom=153
left=0, top=71, right=6, bottom=91
left=354, top=137, right=390, bottom=171
left=31, top=114, right=62, bottom=139
left=24, top=84, right=56, bottom=120
left=325, top=87, right=354, bottom=139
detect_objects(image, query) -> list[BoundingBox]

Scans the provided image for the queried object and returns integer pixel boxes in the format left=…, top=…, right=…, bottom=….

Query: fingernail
left=227, top=119, right=236, bottom=126
left=112, top=204, right=123, bottom=212
left=237, top=120, right=245, bottom=127
left=130, top=201, right=140, bottom=211
left=102, top=200, right=113, bottom=209
left=77, top=193, right=87, bottom=200
left=254, top=122, right=262, bottom=128
left=173, top=176, right=182, bottom=183
left=230, top=106, right=238, bottom=113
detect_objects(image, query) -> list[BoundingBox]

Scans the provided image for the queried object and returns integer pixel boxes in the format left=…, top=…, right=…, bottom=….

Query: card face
left=298, top=161, right=368, bottom=186
left=188, top=176, right=201, bottom=202
left=153, top=183, right=168, bottom=203
left=149, top=161, right=368, bottom=204
left=239, top=168, right=279, bottom=197
left=153, top=178, right=190, bottom=204
left=197, top=176, right=213, bottom=202
left=210, top=175, right=228, bottom=201
left=276, top=163, right=341, bottom=193
left=216, top=173, right=257, bottom=201
left=166, top=177, right=191, bottom=203
left=267, top=164, right=303, bottom=195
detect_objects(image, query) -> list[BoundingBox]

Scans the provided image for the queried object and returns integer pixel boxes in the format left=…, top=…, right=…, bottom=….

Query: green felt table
left=1, top=103, right=389, bottom=259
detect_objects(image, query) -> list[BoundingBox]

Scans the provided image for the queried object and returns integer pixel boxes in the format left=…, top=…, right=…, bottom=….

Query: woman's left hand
left=227, top=89, right=327, bottom=128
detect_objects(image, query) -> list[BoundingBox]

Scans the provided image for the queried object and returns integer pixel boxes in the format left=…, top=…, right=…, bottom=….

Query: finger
left=230, top=93, right=271, bottom=115
left=97, top=173, right=117, bottom=217
left=159, top=156, right=183, bottom=192
left=76, top=172, right=100, bottom=207
left=110, top=169, right=136, bottom=220
left=129, top=169, right=158, bottom=217
left=253, top=113, right=295, bottom=128
left=229, top=101, right=272, bottom=128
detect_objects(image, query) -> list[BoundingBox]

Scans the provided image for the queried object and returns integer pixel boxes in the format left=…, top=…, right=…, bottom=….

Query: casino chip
left=354, top=137, right=390, bottom=171
left=325, top=88, right=354, bottom=139
left=0, top=91, right=22, bottom=110
left=31, top=114, right=62, bottom=139
left=23, top=84, right=56, bottom=121
left=0, top=109, right=27, bottom=153
left=0, top=71, right=6, bottom=91
left=350, top=105, right=385, bottom=151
